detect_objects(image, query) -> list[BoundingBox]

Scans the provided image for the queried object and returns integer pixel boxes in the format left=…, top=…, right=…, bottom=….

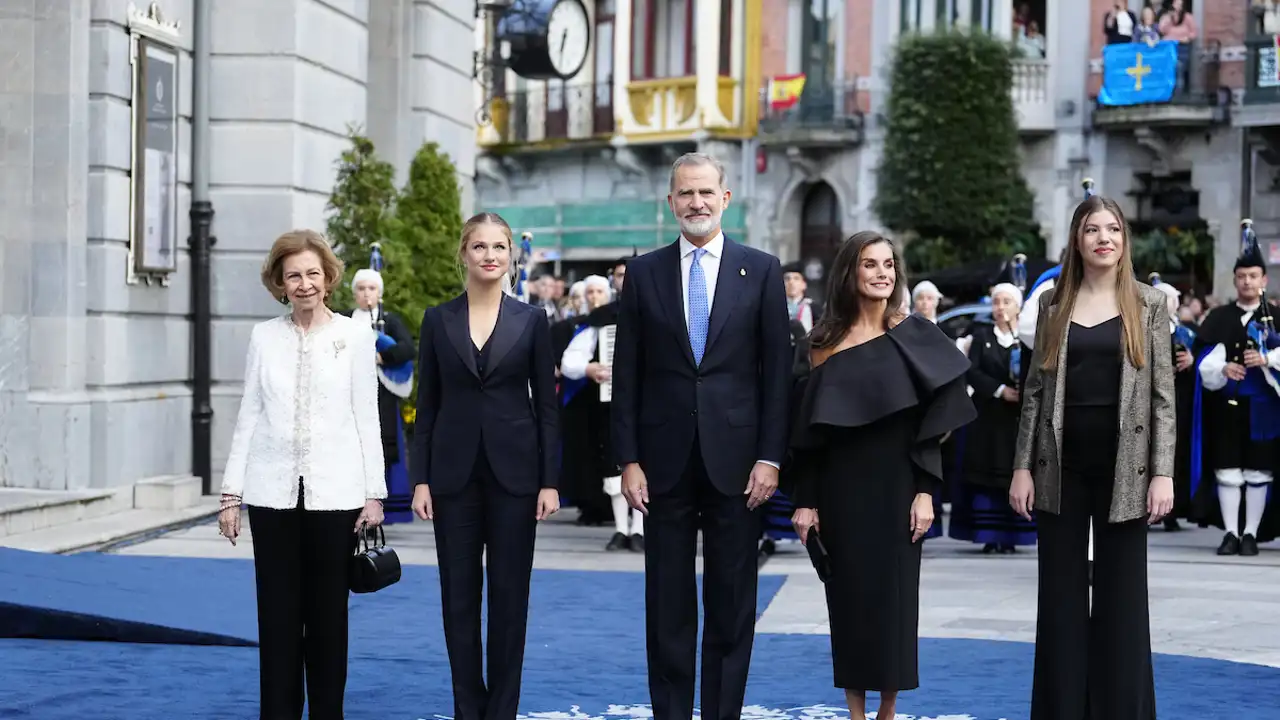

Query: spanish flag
left=768, top=74, right=807, bottom=111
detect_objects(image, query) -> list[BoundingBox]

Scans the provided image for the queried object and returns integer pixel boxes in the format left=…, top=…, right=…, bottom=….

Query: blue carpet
left=0, top=555, right=1278, bottom=720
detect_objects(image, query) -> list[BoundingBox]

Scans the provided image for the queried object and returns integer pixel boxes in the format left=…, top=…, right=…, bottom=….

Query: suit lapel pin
left=739, top=268, right=746, bottom=276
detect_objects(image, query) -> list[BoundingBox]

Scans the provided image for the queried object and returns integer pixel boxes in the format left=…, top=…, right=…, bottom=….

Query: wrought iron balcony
left=756, top=78, right=865, bottom=147
left=479, top=82, right=615, bottom=147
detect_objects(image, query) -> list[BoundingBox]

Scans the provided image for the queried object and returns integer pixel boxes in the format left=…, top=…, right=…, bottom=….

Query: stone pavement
left=116, top=512, right=1280, bottom=668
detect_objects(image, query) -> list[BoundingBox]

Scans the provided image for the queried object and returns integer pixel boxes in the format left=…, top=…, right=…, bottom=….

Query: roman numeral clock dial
left=498, top=0, right=591, bottom=80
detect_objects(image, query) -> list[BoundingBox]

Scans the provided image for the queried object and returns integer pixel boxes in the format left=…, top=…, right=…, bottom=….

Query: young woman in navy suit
left=409, top=213, right=560, bottom=720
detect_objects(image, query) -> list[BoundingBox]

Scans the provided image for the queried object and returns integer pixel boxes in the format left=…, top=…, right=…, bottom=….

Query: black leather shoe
left=605, top=532, right=629, bottom=551
left=982, top=543, right=998, bottom=554
left=1217, top=533, right=1241, bottom=556
left=629, top=534, right=645, bottom=552
left=1163, top=517, right=1183, bottom=531
left=1240, top=534, right=1260, bottom=557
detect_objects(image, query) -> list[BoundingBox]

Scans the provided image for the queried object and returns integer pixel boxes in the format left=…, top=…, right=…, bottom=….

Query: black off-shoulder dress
left=784, top=315, right=976, bottom=692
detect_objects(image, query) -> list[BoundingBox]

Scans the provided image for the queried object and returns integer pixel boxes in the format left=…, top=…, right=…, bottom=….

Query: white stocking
left=630, top=509, right=644, bottom=537
left=603, top=475, right=628, bottom=535
left=1244, top=484, right=1271, bottom=537
left=1217, top=469, right=1245, bottom=537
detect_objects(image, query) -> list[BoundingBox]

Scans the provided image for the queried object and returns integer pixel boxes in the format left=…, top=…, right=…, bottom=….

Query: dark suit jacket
left=410, top=293, right=559, bottom=496
left=611, top=237, right=792, bottom=496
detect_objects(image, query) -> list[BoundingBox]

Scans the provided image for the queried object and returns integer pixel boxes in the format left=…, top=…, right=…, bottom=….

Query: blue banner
left=1098, top=40, right=1179, bottom=107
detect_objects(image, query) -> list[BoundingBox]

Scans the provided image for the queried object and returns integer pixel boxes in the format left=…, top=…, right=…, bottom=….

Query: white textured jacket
left=221, top=313, right=387, bottom=510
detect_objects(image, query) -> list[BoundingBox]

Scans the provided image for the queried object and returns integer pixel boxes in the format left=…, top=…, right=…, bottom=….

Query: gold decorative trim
left=716, top=77, right=738, bottom=125
left=742, top=0, right=762, bottom=135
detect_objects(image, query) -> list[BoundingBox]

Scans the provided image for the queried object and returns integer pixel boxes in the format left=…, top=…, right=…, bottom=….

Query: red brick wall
left=1201, top=0, right=1246, bottom=90
left=759, top=0, right=789, bottom=81
left=1087, top=0, right=1112, bottom=98
left=846, top=0, right=873, bottom=112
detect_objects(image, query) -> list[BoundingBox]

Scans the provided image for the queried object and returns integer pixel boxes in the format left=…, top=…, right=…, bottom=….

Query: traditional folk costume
left=949, top=283, right=1037, bottom=551
left=560, top=293, right=644, bottom=551
left=345, top=267, right=416, bottom=524
left=1190, top=227, right=1280, bottom=555
left=1152, top=281, right=1197, bottom=528
left=912, top=281, right=948, bottom=540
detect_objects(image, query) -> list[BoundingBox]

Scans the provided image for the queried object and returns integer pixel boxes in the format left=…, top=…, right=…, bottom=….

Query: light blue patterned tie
left=688, top=248, right=709, bottom=365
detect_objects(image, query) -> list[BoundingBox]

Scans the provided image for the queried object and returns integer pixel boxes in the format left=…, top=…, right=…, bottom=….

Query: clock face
left=546, top=0, right=590, bottom=79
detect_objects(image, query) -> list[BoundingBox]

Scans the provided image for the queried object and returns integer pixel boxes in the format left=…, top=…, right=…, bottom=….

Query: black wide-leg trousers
left=1032, top=465, right=1156, bottom=720
left=248, top=482, right=361, bottom=720
left=432, top=451, right=539, bottom=720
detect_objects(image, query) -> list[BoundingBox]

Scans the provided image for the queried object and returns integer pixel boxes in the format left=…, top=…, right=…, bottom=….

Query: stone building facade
left=0, top=0, right=477, bottom=491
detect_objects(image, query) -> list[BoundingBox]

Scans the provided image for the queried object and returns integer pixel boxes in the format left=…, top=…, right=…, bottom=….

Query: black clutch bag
left=350, top=525, right=401, bottom=594
left=806, top=528, right=832, bottom=583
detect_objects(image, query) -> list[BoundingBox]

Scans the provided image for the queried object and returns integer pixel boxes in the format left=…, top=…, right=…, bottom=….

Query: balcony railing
left=1093, top=41, right=1226, bottom=127
left=756, top=78, right=864, bottom=146
left=1012, top=58, right=1054, bottom=132
left=481, top=82, right=614, bottom=146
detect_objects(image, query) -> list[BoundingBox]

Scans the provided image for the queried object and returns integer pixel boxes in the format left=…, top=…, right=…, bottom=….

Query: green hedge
left=873, top=30, right=1042, bottom=271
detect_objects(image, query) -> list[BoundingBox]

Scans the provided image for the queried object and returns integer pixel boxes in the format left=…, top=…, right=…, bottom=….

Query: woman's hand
left=536, top=488, right=560, bottom=520
left=1000, top=386, right=1021, bottom=403
left=355, top=499, right=384, bottom=532
left=1010, top=469, right=1035, bottom=521
left=586, top=362, right=612, bottom=383
left=910, top=493, right=934, bottom=543
left=412, top=484, right=434, bottom=521
left=791, top=508, right=819, bottom=545
left=1147, top=475, right=1175, bottom=524
left=217, top=496, right=241, bottom=546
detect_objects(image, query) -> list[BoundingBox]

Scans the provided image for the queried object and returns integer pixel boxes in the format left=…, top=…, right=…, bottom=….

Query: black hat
left=781, top=261, right=805, bottom=276
left=1236, top=219, right=1266, bottom=272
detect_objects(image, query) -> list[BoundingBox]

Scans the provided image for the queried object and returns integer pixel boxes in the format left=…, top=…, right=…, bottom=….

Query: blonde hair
left=457, top=212, right=516, bottom=291
left=1038, top=195, right=1146, bottom=371
left=260, top=229, right=344, bottom=304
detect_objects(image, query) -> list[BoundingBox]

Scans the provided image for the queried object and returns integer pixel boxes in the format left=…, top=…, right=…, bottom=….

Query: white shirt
left=1018, top=278, right=1054, bottom=350
left=1197, top=302, right=1280, bottom=394
left=561, top=326, right=599, bottom=381
left=680, top=232, right=724, bottom=328
left=221, top=313, right=387, bottom=510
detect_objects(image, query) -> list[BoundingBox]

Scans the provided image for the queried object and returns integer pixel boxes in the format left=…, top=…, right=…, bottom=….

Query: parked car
left=937, top=302, right=993, bottom=341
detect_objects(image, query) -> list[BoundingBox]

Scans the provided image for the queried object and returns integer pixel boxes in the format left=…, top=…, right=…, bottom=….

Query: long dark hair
left=809, top=231, right=908, bottom=351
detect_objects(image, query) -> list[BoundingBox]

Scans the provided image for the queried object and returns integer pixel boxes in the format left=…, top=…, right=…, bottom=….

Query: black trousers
left=645, top=439, right=762, bottom=720
left=433, top=450, right=539, bottom=720
left=1032, top=466, right=1156, bottom=719
left=248, top=484, right=361, bottom=720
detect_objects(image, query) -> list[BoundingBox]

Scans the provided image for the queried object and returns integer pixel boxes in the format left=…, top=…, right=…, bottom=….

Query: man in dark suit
left=611, top=152, right=792, bottom=720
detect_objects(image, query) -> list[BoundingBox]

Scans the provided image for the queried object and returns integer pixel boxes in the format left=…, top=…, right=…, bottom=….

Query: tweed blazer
left=1013, top=282, right=1176, bottom=523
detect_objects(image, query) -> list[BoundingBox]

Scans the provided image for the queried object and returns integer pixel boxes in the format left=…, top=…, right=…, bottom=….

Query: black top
left=1064, top=316, right=1122, bottom=408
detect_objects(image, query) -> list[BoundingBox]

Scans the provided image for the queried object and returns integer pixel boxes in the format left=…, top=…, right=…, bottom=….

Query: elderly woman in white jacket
left=218, top=229, right=386, bottom=720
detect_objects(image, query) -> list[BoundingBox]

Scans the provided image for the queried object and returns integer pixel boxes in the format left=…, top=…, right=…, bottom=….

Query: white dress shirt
left=221, top=313, right=387, bottom=511
left=561, top=326, right=598, bottom=380
left=1198, top=302, right=1280, bottom=394
left=679, top=232, right=724, bottom=328
left=1018, top=279, right=1054, bottom=350
left=677, top=232, right=778, bottom=471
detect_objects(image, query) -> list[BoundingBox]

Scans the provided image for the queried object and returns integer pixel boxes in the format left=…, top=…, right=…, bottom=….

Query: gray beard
left=681, top=216, right=717, bottom=237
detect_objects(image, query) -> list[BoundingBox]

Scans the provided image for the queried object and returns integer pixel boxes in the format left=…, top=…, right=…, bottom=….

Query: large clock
left=499, top=0, right=591, bottom=80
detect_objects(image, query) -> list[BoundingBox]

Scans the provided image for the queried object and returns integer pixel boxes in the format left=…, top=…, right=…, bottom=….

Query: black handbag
left=805, top=528, right=832, bottom=583
left=350, top=525, right=401, bottom=594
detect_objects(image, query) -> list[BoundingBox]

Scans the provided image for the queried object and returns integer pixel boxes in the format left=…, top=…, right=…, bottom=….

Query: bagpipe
left=1008, top=252, right=1026, bottom=385
left=368, top=243, right=414, bottom=399
left=513, top=231, right=534, bottom=303
left=1241, top=220, right=1280, bottom=355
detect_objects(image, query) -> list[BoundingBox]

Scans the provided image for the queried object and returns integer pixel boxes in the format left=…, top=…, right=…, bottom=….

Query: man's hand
left=744, top=462, right=779, bottom=509
left=586, top=362, right=612, bottom=383
left=621, top=463, right=648, bottom=515
left=1225, top=362, right=1248, bottom=381
left=1175, top=349, right=1194, bottom=372
left=1243, top=349, right=1267, bottom=369
left=1000, top=386, right=1020, bottom=403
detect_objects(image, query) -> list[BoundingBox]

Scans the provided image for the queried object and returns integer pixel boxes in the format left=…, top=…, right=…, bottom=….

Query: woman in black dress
left=1010, top=195, right=1176, bottom=719
left=787, top=232, right=975, bottom=719
left=949, top=282, right=1037, bottom=552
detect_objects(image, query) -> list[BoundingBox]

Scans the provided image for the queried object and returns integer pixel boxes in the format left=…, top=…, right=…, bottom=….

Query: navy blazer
left=610, top=237, right=792, bottom=495
left=410, top=293, right=559, bottom=496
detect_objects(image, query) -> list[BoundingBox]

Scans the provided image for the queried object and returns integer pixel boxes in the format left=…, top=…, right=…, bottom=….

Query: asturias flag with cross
left=1098, top=39, right=1179, bottom=107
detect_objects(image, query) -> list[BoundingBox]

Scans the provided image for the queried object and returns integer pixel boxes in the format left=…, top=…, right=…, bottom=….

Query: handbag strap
left=354, top=524, right=387, bottom=555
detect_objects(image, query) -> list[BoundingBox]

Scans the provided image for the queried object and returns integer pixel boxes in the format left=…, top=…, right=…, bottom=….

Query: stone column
left=410, top=0, right=478, bottom=214
left=0, top=0, right=92, bottom=489
left=206, top=0, right=369, bottom=476
left=367, top=0, right=415, bottom=186
left=696, top=0, right=729, bottom=126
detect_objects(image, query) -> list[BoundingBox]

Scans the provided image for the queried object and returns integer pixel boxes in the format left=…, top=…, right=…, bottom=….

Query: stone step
left=0, top=488, right=132, bottom=538
left=133, top=475, right=203, bottom=511
left=0, top=498, right=222, bottom=554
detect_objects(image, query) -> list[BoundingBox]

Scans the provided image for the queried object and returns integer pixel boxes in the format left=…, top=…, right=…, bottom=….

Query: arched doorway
left=799, top=181, right=842, bottom=297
